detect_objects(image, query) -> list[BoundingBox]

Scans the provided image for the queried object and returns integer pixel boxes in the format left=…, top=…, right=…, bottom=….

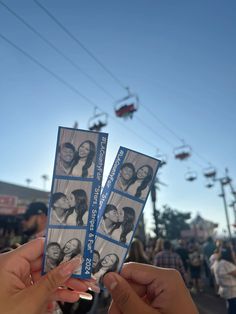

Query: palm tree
left=41, top=174, right=49, bottom=190
left=26, top=178, right=32, bottom=187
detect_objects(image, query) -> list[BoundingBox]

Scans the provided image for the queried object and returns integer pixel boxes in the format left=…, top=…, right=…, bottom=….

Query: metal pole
left=220, top=179, right=232, bottom=240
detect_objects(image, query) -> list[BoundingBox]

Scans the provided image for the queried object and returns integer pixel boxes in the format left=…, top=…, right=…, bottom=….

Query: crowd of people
left=1, top=200, right=236, bottom=313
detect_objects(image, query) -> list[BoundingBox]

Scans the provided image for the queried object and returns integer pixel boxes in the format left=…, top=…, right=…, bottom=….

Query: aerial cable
left=135, top=116, right=175, bottom=148
left=0, top=0, right=170, bottom=149
left=0, top=32, right=158, bottom=151
left=34, top=0, right=127, bottom=90
left=33, top=1, right=216, bottom=169
left=0, top=0, right=116, bottom=101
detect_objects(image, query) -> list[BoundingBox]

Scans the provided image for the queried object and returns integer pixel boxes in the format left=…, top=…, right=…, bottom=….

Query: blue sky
left=0, top=0, right=235, bottom=235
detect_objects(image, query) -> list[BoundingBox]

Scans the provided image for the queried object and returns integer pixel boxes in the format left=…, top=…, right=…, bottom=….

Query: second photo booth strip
left=43, top=126, right=108, bottom=279
left=93, top=147, right=160, bottom=283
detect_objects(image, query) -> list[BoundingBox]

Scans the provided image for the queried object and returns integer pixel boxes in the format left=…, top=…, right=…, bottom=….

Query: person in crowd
left=45, top=242, right=62, bottom=272
left=71, top=140, right=96, bottom=178
left=188, top=242, right=203, bottom=293
left=66, top=189, right=88, bottom=226
left=154, top=239, right=187, bottom=283
left=98, top=204, right=119, bottom=236
left=175, top=239, right=189, bottom=272
left=56, top=142, right=76, bottom=176
left=93, top=253, right=119, bottom=281
left=60, top=238, right=82, bottom=263
left=210, top=247, right=221, bottom=294
left=22, top=201, right=48, bottom=242
left=213, top=248, right=236, bottom=314
left=0, top=238, right=198, bottom=314
left=116, top=162, right=135, bottom=191
left=125, top=238, right=150, bottom=264
left=111, top=206, right=136, bottom=244
left=49, top=192, right=71, bottom=225
left=202, top=236, right=216, bottom=286
left=126, top=164, right=153, bottom=199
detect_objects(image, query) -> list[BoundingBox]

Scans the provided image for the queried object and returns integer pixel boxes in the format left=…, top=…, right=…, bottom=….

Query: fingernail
left=79, top=292, right=93, bottom=300
left=88, top=283, right=101, bottom=293
left=103, top=273, right=118, bottom=291
left=59, top=256, right=83, bottom=277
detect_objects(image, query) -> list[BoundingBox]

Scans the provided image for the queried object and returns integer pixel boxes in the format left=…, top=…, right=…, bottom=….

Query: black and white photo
left=55, top=128, right=98, bottom=178
left=97, top=192, right=142, bottom=244
left=44, top=228, right=86, bottom=275
left=49, top=179, right=92, bottom=226
left=92, top=237, right=126, bottom=282
left=114, top=151, right=159, bottom=200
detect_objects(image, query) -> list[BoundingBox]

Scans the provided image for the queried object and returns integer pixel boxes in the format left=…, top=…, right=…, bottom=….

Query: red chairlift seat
left=115, top=103, right=137, bottom=118
left=203, top=167, right=217, bottom=179
left=174, top=145, right=192, bottom=160
left=114, top=89, right=139, bottom=119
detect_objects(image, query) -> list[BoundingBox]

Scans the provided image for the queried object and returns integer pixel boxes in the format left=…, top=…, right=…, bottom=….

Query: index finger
left=12, top=238, right=45, bottom=262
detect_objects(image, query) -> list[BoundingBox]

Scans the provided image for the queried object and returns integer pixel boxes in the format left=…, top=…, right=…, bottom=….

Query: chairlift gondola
left=203, top=166, right=217, bottom=179
left=205, top=178, right=214, bottom=188
left=88, top=107, right=108, bottom=132
left=185, top=170, right=197, bottom=182
left=114, top=88, right=139, bottom=119
left=173, top=144, right=192, bottom=161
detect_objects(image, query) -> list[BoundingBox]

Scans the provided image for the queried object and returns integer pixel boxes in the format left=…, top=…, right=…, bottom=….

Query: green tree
left=153, top=204, right=191, bottom=240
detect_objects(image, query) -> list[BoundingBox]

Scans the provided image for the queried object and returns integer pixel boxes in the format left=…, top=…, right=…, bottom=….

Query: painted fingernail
left=59, top=256, right=83, bottom=277
left=88, top=283, right=101, bottom=293
left=79, top=292, right=93, bottom=300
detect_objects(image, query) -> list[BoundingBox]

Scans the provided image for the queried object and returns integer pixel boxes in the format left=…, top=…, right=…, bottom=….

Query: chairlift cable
left=34, top=0, right=127, bottom=90
left=0, top=31, right=156, bottom=151
left=33, top=0, right=218, bottom=171
left=0, top=0, right=116, bottom=101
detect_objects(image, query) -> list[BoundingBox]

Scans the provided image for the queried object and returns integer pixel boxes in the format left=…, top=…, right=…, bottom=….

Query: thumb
left=33, top=256, right=83, bottom=302
left=103, top=272, right=158, bottom=314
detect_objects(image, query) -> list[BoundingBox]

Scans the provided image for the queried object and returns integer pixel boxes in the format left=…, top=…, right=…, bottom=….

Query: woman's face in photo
left=101, top=254, right=117, bottom=268
left=78, top=142, right=91, bottom=158
left=47, top=245, right=61, bottom=260
left=121, top=166, right=134, bottom=181
left=63, top=239, right=79, bottom=254
left=93, top=252, right=100, bottom=268
left=137, top=166, right=149, bottom=179
left=117, top=208, right=124, bottom=223
left=61, top=147, right=74, bottom=163
left=68, top=193, right=76, bottom=207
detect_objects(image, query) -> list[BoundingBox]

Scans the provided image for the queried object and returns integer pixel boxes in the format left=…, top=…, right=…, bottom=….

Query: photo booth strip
left=94, top=147, right=160, bottom=282
left=43, top=126, right=108, bottom=278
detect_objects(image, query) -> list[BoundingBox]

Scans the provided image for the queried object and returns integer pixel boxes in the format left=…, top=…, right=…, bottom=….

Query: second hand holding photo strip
left=93, top=147, right=160, bottom=283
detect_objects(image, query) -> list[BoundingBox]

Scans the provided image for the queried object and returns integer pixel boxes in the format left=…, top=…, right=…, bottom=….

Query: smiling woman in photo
left=126, top=164, right=153, bottom=199
left=66, top=189, right=88, bottom=226
left=71, top=140, right=96, bottom=178
left=93, top=253, right=119, bottom=281
left=60, top=238, right=82, bottom=263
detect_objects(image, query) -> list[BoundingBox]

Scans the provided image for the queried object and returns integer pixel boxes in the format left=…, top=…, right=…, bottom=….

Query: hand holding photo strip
left=43, top=127, right=108, bottom=278
left=94, top=147, right=160, bottom=284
